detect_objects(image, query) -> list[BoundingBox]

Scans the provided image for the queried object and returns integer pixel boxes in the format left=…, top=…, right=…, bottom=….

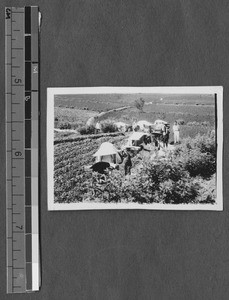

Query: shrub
left=183, top=132, right=216, bottom=157
left=59, top=122, right=71, bottom=130
left=101, top=122, right=118, bottom=133
left=79, top=125, right=95, bottom=135
left=173, top=132, right=216, bottom=178
left=194, top=174, right=216, bottom=204
left=182, top=150, right=216, bottom=178
left=116, top=160, right=199, bottom=204
left=177, top=119, right=185, bottom=125
left=159, top=178, right=199, bottom=204
left=135, top=98, right=145, bottom=112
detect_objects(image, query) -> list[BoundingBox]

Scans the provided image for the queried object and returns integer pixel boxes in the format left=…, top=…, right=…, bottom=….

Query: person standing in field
left=95, top=121, right=102, bottom=134
left=162, top=124, right=169, bottom=148
left=123, top=148, right=132, bottom=175
left=173, top=121, right=180, bottom=144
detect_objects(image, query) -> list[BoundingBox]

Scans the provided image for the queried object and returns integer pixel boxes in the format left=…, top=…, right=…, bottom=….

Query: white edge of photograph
left=47, top=86, right=223, bottom=211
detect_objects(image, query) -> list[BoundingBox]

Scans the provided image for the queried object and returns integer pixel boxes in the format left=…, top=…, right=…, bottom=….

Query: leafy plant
left=59, top=122, right=71, bottom=130
left=79, top=125, right=95, bottom=135
left=101, top=122, right=118, bottom=133
left=135, top=98, right=145, bottom=112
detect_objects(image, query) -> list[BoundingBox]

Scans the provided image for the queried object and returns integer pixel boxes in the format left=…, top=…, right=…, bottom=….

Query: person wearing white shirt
left=173, top=121, right=180, bottom=144
left=95, top=121, right=102, bottom=133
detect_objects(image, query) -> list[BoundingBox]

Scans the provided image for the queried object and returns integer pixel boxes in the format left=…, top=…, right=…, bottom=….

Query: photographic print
left=47, top=87, right=223, bottom=210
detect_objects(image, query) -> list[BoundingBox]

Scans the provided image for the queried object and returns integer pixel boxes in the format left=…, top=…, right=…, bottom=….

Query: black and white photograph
left=47, top=87, right=223, bottom=210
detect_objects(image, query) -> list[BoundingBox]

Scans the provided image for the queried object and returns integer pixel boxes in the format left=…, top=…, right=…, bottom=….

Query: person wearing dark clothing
left=123, top=150, right=132, bottom=175
left=162, top=126, right=170, bottom=148
left=90, top=162, right=110, bottom=174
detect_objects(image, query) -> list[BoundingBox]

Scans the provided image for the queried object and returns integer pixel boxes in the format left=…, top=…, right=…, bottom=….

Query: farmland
left=54, top=93, right=215, bottom=112
left=54, top=93, right=217, bottom=204
left=54, top=95, right=215, bottom=139
left=54, top=131, right=216, bottom=204
left=54, top=134, right=127, bottom=202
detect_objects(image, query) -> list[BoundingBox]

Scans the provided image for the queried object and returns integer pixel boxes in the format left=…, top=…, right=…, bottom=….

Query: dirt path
left=54, top=128, right=77, bottom=133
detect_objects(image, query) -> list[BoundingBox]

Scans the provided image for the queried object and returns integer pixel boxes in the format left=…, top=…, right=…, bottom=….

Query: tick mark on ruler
left=7, top=121, right=23, bottom=123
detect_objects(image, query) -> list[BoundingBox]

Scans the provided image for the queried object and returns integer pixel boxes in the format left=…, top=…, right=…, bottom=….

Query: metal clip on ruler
left=5, top=7, right=40, bottom=293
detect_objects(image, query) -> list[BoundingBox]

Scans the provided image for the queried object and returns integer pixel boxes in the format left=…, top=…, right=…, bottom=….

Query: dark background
left=0, top=1, right=229, bottom=299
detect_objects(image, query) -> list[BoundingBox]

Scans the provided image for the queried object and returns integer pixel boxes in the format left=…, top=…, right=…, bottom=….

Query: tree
left=135, top=98, right=145, bottom=112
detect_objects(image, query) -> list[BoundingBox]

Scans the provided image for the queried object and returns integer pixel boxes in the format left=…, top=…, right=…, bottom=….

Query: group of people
left=95, top=119, right=180, bottom=145
left=122, top=120, right=181, bottom=175
left=153, top=121, right=180, bottom=148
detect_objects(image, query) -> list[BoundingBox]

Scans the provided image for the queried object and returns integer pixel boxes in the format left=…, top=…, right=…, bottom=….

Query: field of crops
left=54, top=134, right=127, bottom=202
left=54, top=93, right=215, bottom=112
left=54, top=93, right=216, bottom=204
left=54, top=93, right=215, bottom=126
left=54, top=107, right=97, bottom=129
left=54, top=103, right=215, bottom=139
left=54, top=130, right=216, bottom=204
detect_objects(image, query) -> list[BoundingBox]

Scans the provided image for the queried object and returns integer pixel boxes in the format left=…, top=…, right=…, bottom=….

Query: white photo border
left=47, top=86, right=223, bottom=211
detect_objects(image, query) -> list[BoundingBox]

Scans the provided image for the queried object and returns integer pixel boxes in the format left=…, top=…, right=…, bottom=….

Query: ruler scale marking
left=5, top=6, right=40, bottom=294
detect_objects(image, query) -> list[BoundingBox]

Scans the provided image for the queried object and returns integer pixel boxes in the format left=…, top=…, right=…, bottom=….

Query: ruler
left=5, top=7, right=40, bottom=293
